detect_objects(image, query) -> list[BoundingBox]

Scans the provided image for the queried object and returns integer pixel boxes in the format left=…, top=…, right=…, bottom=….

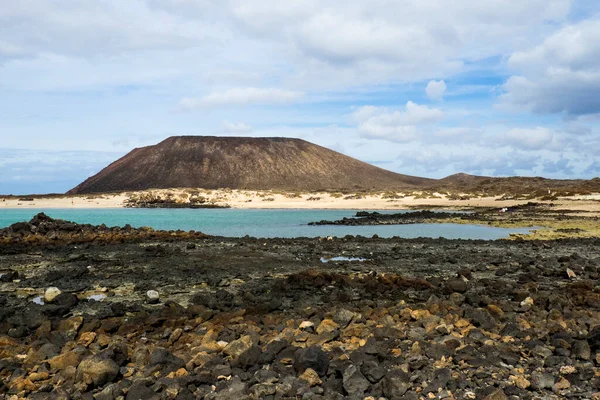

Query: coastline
left=3, top=189, right=600, bottom=213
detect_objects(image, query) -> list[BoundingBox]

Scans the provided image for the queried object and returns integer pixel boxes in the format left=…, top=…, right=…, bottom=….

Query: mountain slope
left=68, top=136, right=434, bottom=194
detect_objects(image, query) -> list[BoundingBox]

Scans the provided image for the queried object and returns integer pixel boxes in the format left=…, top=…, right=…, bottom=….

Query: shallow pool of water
left=0, top=208, right=536, bottom=240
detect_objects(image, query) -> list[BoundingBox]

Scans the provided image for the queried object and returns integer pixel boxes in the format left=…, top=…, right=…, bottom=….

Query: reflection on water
left=320, top=256, right=368, bottom=263
left=87, top=293, right=107, bottom=301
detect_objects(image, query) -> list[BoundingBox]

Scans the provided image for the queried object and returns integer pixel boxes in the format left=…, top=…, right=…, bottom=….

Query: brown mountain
left=68, top=136, right=435, bottom=194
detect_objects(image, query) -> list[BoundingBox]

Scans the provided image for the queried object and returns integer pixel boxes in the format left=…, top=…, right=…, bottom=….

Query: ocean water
left=0, top=208, right=535, bottom=240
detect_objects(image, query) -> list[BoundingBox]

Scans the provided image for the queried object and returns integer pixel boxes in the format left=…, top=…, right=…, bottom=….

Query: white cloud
left=179, top=88, right=304, bottom=109
left=502, top=127, right=555, bottom=150
left=0, top=0, right=575, bottom=91
left=354, top=101, right=444, bottom=142
left=501, top=18, right=600, bottom=115
left=220, top=120, right=253, bottom=133
left=426, top=80, right=447, bottom=101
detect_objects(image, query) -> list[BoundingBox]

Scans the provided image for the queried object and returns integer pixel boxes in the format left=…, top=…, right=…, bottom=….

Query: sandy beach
left=2, top=189, right=600, bottom=214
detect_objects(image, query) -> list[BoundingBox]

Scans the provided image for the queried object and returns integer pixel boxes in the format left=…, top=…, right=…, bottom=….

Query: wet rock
left=294, top=346, right=329, bottom=377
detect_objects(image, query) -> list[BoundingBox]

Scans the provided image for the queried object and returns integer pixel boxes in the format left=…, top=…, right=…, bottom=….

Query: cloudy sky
left=1, top=0, right=600, bottom=194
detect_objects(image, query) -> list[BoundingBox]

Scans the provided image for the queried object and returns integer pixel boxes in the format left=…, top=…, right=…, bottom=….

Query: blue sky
left=1, top=0, right=600, bottom=194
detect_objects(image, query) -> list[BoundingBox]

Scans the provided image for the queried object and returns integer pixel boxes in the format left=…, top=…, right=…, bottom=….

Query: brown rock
left=78, top=332, right=97, bottom=347
left=483, top=389, right=508, bottom=400
left=10, top=377, right=36, bottom=392
left=77, top=355, right=120, bottom=387
left=48, top=351, right=82, bottom=371
left=28, top=372, right=49, bottom=382
left=316, top=319, right=339, bottom=335
left=58, top=316, right=84, bottom=339
left=553, top=377, right=571, bottom=392
left=509, top=375, right=531, bottom=389
left=299, top=368, right=322, bottom=386
left=410, top=309, right=431, bottom=321
left=487, top=304, right=505, bottom=318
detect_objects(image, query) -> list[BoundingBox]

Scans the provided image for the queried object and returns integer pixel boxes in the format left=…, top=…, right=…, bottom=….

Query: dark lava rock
left=343, top=364, right=370, bottom=396
left=126, top=380, right=160, bottom=400
left=445, top=278, right=468, bottom=293
left=148, top=348, right=184, bottom=369
left=382, top=369, right=410, bottom=398
left=587, top=325, right=600, bottom=351
left=424, top=367, right=451, bottom=394
left=0, top=270, right=18, bottom=282
left=360, top=360, right=385, bottom=383
left=294, top=346, right=329, bottom=377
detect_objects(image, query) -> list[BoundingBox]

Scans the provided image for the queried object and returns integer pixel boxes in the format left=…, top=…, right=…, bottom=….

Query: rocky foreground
left=1, top=215, right=600, bottom=399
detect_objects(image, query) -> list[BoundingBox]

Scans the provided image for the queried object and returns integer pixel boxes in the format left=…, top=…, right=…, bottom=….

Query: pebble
left=146, top=290, right=160, bottom=304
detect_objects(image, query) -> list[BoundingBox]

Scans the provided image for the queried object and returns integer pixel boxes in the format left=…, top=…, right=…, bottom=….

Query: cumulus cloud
left=502, top=127, right=555, bottom=150
left=500, top=18, right=600, bottom=115
left=354, top=101, right=444, bottom=142
left=179, top=88, right=304, bottom=109
left=426, top=80, right=447, bottom=101
left=0, top=0, right=575, bottom=90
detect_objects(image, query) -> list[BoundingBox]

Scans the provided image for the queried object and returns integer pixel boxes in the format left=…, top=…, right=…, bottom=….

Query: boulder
left=77, top=355, right=120, bottom=387
left=294, top=346, right=329, bottom=377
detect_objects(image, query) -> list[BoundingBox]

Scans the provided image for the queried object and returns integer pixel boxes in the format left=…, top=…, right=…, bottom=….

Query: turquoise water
left=0, top=208, right=534, bottom=239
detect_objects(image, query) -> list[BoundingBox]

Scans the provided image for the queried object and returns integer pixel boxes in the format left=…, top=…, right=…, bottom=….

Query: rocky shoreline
left=1, top=215, right=600, bottom=399
left=308, top=210, right=473, bottom=226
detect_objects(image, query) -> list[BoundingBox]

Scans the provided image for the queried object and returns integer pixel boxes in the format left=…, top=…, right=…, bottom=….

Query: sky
left=1, top=0, right=600, bottom=194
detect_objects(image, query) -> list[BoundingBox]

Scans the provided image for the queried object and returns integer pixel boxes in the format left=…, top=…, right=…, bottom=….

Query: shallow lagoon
left=0, top=208, right=534, bottom=240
